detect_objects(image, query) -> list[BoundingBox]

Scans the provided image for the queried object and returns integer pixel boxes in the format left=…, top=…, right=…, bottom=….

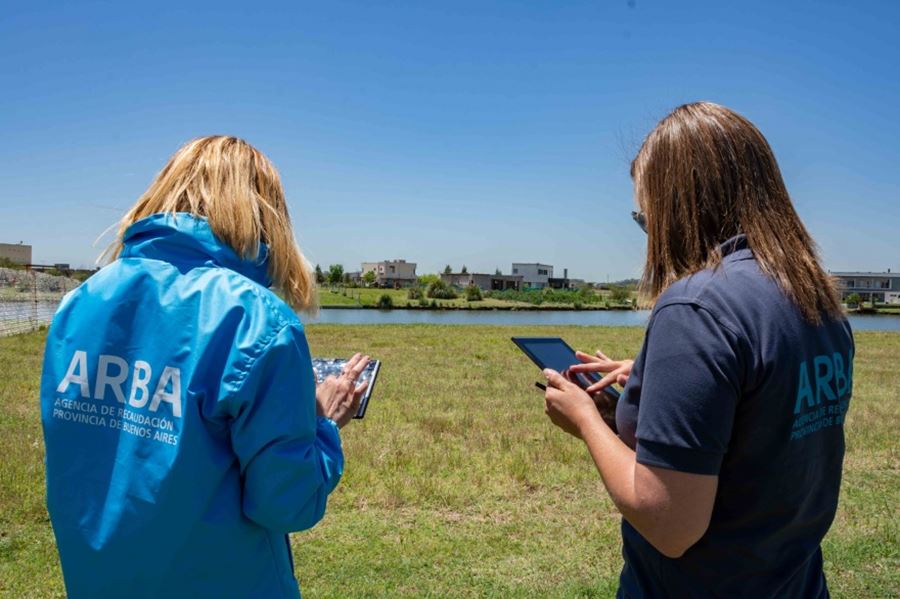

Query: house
left=0, top=242, right=32, bottom=265
left=441, top=272, right=523, bottom=292
left=361, top=260, right=417, bottom=288
left=511, top=263, right=553, bottom=289
left=833, top=271, right=900, bottom=304
left=547, top=268, right=585, bottom=290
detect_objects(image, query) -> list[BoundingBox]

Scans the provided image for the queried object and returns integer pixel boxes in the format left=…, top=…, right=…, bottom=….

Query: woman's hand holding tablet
left=568, top=350, right=634, bottom=394
left=512, top=337, right=622, bottom=432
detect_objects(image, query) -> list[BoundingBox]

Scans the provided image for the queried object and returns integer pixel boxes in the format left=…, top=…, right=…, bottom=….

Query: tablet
left=511, top=337, right=620, bottom=401
left=311, top=358, right=382, bottom=419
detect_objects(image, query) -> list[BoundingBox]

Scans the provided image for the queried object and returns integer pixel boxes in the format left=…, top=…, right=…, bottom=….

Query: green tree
left=609, top=284, right=631, bottom=303
left=362, top=270, right=376, bottom=286
left=327, top=264, right=344, bottom=285
left=494, top=267, right=502, bottom=276
left=418, top=274, right=440, bottom=287
left=461, top=265, right=468, bottom=274
left=314, top=264, right=326, bottom=284
left=376, top=293, right=394, bottom=309
left=845, top=293, right=861, bottom=307
left=443, top=265, right=453, bottom=275
left=465, top=284, right=483, bottom=301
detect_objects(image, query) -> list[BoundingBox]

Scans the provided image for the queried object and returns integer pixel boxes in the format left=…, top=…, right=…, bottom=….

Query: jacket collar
left=120, top=213, right=272, bottom=287
left=720, top=234, right=753, bottom=263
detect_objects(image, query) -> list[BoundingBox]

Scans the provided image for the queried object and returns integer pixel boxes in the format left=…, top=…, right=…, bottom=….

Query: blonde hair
left=103, top=136, right=317, bottom=312
left=633, top=102, right=841, bottom=324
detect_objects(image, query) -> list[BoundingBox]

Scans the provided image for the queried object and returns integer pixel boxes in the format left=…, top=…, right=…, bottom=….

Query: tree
left=443, top=265, right=453, bottom=275
left=314, top=264, right=325, bottom=284
left=418, top=273, right=440, bottom=287
left=327, top=264, right=344, bottom=285
left=845, top=293, right=861, bottom=307
left=494, top=267, right=502, bottom=276
left=465, top=284, right=483, bottom=301
left=376, top=293, right=394, bottom=309
left=461, top=265, right=468, bottom=274
left=362, top=270, right=376, bottom=286
left=609, top=284, right=631, bottom=303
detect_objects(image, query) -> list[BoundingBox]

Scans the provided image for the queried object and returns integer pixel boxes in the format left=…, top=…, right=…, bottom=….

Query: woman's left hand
left=543, top=368, right=605, bottom=439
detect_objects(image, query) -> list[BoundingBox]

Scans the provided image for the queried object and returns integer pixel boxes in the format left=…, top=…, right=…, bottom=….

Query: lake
left=3, top=301, right=899, bottom=333
left=304, top=308, right=900, bottom=332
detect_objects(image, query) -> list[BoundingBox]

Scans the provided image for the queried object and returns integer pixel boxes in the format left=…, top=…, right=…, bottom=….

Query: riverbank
left=320, top=287, right=634, bottom=311
left=1, top=326, right=897, bottom=597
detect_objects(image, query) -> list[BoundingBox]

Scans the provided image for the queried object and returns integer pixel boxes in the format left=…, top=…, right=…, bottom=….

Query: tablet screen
left=311, top=358, right=381, bottom=419
left=511, top=337, right=619, bottom=399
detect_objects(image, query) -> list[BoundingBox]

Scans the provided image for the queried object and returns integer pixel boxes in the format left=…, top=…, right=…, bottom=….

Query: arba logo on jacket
left=56, top=350, right=183, bottom=418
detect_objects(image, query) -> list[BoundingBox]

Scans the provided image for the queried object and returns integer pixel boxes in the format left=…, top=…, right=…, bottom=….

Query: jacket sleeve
left=227, top=323, right=344, bottom=533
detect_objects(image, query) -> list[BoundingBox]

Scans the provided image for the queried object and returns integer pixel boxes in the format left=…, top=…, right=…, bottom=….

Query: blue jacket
left=40, top=213, right=343, bottom=598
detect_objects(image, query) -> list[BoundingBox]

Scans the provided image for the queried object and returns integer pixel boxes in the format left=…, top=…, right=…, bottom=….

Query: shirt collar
left=120, top=213, right=272, bottom=287
left=720, top=234, right=754, bottom=262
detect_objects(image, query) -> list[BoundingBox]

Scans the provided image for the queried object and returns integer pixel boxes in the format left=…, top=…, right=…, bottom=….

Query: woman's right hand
left=315, top=353, right=370, bottom=428
left=568, top=349, right=634, bottom=394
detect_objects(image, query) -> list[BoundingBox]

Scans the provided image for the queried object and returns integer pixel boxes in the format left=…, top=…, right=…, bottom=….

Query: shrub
left=376, top=294, right=394, bottom=309
left=407, top=286, right=424, bottom=300
left=465, top=284, right=483, bottom=301
left=418, top=297, right=429, bottom=307
left=609, top=284, right=632, bottom=303
left=427, top=279, right=458, bottom=299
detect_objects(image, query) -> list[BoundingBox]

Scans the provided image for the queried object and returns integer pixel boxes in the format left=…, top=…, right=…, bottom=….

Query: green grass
left=0, top=327, right=897, bottom=597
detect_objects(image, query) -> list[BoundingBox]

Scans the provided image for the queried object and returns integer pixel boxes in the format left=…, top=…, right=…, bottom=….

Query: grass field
left=0, top=326, right=897, bottom=597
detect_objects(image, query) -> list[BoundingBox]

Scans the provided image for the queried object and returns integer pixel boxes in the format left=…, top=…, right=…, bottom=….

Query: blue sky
left=1, top=0, right=898, bottom=280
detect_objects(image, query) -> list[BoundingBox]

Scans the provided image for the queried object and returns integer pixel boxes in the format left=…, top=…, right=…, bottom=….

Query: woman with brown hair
left=542, top=102, right=853, bottom=597
left=41, top=136, right=369, bottom=597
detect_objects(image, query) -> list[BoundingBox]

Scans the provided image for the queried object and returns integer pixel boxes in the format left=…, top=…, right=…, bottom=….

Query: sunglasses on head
left=631, top=210, right=647, bottom=233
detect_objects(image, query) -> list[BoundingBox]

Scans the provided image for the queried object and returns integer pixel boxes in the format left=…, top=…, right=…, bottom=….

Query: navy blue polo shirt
left=615, top=235, right=853, bottom=598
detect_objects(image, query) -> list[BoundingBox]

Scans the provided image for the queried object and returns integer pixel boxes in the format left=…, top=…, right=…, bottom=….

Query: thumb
left=542, top=368, right=568, bottom=389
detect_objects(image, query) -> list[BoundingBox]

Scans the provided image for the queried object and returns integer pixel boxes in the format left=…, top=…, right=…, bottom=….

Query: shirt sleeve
left=634, top=301, right=743, bottom=475
left=227, top=323, right=344, bottom=533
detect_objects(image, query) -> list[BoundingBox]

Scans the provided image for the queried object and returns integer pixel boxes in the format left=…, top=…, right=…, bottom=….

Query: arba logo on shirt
left=794, top=350, right=853, bottom=415
left=56, top=350, right=183, bottom=418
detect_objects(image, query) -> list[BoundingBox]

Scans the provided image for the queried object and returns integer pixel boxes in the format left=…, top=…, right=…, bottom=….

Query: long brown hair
left=102, top=136, right=317, bottom=312
left=632, top=102, right=841, bottom=324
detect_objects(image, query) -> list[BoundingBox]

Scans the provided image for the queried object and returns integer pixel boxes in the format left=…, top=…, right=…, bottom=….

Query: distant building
left=548, top=268, right=584, bottom=290
left=0, top=242, right=32, bottom=265
left=441, top=272, right=523, bottom=291
left=361, top=259, right=417, bottom=288
left=512, top=263, right=553, bottom=289
left=833, top=271, right=900, bottom=304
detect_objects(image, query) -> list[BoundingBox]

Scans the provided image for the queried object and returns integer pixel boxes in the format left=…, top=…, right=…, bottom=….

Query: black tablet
left=511, top=337, right=620, bottom=401
left=311, top=358, right=382, bottom=419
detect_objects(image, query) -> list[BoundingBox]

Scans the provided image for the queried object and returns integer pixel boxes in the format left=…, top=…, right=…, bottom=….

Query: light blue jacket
left=40, top=213, right=343, bottom=598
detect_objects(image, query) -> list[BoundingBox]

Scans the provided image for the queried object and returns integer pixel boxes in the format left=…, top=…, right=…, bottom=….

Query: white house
left=361, top=259, right=417, bottom=288
left=833, top=271, right=900, bottom=304
left=511, top=263, right=553, bottom=289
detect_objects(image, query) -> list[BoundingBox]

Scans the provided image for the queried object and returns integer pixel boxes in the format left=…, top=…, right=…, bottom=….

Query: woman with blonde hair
left=41, top=136, right=368, bottom=597
left=543, top=103, right=853, bottom=597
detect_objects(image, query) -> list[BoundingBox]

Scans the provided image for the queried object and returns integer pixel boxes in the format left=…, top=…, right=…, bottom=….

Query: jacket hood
left=120, top=213, right=272, bottom=287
